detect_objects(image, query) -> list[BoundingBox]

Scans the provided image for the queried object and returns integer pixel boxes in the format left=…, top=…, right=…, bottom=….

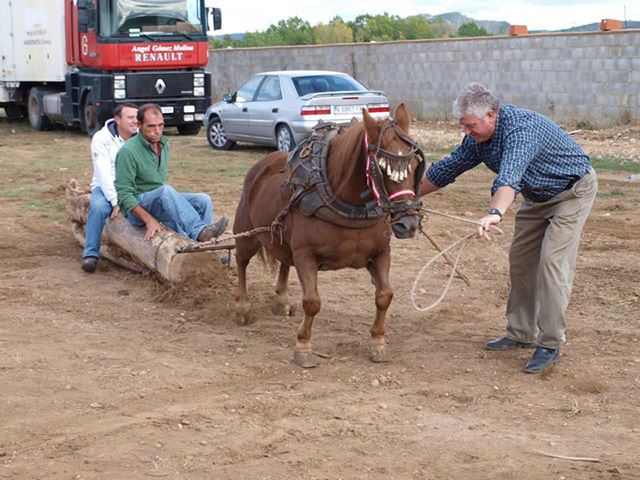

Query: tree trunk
left=65, top=179, right=221, bottom=284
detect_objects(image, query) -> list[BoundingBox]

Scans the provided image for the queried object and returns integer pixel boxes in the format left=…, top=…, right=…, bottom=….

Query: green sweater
left=114, top=133, right=169, bottom=213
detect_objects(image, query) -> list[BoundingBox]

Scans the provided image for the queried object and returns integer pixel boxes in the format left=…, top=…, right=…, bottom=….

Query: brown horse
left=233, top=104, right=424, bottom=367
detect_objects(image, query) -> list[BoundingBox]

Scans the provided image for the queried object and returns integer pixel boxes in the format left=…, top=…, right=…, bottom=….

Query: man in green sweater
left=114, top=103, right=228, bottom=242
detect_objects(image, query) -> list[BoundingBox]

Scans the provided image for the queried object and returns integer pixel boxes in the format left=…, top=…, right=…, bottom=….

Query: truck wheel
left=276, top=124, right=295, bottom=152
left=207, top=117, right=235, bottom=150
left=177, top=124, right=201, bottom=136
left=82, top=92, right=100, bottom=137
left=27, top=88, right=52, bottom=131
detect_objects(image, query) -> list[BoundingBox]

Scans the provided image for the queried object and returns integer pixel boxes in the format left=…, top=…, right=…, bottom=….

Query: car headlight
left=193, top=87, right=205, bottom=97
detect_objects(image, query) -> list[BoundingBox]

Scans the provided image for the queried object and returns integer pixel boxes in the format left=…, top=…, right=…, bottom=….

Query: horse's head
left=363, top=104, right=425, bottom=239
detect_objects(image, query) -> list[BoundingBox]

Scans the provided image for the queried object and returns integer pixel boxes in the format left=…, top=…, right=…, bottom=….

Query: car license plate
left=333, top=105, right=361, bottom=115
left=161, top=106, right=174, bottom=114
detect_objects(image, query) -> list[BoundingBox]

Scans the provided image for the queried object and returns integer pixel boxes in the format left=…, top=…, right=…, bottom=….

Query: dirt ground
left=0, top=116, right=639, bottom=480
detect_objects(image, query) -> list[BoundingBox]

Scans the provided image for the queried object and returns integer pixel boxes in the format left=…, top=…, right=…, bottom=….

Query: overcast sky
left=212, top=1, right=637, bottom=35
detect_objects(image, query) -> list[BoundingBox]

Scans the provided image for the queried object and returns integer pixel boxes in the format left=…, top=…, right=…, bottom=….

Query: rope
left=410, top=208, right=505, bottom=312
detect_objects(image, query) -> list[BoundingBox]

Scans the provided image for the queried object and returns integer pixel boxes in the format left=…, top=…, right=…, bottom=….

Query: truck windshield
left=99, top=0, right=204, bottom=37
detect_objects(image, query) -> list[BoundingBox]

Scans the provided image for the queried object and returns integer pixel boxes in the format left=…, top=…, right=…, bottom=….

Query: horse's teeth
left=379, top=158, right=386, bottom=169
left=387, top=165, right=392, bottom=177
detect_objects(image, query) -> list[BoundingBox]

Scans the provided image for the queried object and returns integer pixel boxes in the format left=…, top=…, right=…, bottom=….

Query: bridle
left=364, top=119, right=425, bottom=222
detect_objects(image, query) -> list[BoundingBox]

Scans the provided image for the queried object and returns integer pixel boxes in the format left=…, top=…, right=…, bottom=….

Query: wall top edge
left=209, top=28, right=640, bottom=52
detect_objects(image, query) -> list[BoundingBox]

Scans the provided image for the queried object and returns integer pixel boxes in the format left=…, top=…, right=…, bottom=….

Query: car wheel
left=207, top=117, right=235, bottom=150
left=27, top=87, right=52, bottom=131
left=276, top=124, right=295, bottom=152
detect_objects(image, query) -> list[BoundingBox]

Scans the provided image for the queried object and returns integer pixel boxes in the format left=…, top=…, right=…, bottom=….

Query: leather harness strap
left=273, top=119, right=425, bottom=233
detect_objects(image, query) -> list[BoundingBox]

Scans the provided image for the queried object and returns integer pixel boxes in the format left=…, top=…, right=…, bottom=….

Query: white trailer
left=0, top=0, right=67, bottom=110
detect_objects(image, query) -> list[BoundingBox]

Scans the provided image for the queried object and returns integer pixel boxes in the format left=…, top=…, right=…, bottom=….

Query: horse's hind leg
left=272, top=264, right=295, bottom=316
left=366, top=252, right=393, bottom=362
left=235, top=237, right=261, bottom=325
left=292, top=254, right=320, bottom=368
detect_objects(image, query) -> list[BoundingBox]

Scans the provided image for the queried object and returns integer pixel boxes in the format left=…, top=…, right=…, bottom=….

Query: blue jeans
left=125, top=184, right=213, bottom=241
left=83, top=187, right=113, bottom=258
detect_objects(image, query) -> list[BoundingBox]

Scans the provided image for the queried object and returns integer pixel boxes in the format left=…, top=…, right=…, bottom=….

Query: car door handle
left=242, top=107, right=248, bottom=112
left=272, top=108, right=278, bottom=113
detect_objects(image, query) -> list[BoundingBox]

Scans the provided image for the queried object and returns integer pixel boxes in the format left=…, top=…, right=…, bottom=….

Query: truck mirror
left=212, top=8, right=222, bottom=31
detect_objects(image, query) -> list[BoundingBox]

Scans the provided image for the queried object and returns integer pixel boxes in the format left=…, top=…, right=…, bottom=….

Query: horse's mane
left=326, top=121, right=368, bottom=203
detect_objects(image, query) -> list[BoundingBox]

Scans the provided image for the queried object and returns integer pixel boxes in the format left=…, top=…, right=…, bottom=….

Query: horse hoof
left=236, top=313, right=255, bottom=325
left=368, top=345, right=389, bottom=363
left=271, top=304, right=295, bottom=317
left=293, top=350, right=317, bottom=368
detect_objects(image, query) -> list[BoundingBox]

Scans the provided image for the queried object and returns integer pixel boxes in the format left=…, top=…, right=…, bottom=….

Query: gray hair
left=452, top=83, right=500, bottom=120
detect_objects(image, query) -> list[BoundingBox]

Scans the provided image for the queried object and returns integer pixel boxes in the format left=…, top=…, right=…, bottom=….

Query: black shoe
left=524, top=346, right=559, bottom=374
left=197, top=215, right=229, bottom=242
left=485, top=336, right=536, bottom=350
left=81, top=256, right=98, bottom=273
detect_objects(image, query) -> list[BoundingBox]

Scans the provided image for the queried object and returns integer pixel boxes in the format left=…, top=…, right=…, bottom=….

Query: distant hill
left=542, top=20, right=640, bottom=33
left=421, top=12, right=510, bottom=35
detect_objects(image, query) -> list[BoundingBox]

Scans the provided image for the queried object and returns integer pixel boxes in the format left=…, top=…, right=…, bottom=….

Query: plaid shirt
left=427, top=105, right=591, bottom=202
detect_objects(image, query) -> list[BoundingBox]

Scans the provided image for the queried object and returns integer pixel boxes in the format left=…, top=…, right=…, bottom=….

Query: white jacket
left=90, top=119, right=126, bottom=207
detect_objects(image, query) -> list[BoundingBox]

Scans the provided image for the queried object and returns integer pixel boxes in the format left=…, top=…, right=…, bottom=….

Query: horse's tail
left=257, top=246, right=279, bottom=274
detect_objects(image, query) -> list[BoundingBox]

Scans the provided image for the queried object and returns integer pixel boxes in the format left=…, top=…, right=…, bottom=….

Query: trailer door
left=0, top=0, right=16, bottom=81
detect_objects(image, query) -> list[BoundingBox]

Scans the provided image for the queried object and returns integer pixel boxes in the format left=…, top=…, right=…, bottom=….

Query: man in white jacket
left=82, top=104, right=139, bottom=273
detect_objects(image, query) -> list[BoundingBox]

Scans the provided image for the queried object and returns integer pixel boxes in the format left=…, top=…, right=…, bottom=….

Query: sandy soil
left=0, top=117, right=639, bottom=480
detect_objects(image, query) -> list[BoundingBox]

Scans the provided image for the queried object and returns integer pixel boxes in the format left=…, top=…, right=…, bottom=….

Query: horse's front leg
left=292, top=254, right=320, bottom=368
left=366, top=251, right=393, bottom=363
left=272, top=263, right=295, bottom=316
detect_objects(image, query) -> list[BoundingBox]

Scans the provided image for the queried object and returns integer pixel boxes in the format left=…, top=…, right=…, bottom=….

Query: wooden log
left=65, top=179, right=222, bottom=284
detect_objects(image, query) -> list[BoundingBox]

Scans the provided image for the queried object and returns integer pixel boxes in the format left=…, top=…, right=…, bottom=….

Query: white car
left=204, top=70, right=390, bottom=151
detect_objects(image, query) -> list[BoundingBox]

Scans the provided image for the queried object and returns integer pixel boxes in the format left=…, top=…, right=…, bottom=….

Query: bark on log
left=65, top=179, right=222, bottom=284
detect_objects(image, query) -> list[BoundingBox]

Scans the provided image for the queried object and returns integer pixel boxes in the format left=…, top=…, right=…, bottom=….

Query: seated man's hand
left=110, top=205, right=120, bottom=219
left=144, top=217, right=164, bottom=241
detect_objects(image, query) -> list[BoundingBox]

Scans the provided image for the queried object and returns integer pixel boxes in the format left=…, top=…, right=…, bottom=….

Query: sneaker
left=197, top=215, right=229, bottom=242
left=523, top=346, right=559, bottom=374
left=485, top=336, right=536, bottom=350
left=81, top=256, right=98, bottom=273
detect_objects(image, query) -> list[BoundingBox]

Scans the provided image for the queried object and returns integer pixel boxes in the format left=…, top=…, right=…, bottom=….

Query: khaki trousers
left=505, top=168, right=597, bottom=349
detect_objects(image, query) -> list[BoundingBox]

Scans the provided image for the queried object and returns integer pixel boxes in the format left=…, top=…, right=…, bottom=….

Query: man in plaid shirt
left=419, top=83, right=597, bottom=374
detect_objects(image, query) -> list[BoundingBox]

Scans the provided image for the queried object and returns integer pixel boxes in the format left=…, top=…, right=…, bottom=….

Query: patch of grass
left=599, top=188, right=625, bottom=198
left=591, top=156, right=640, bottom=173
left=575, top=119, right=595, bottom=130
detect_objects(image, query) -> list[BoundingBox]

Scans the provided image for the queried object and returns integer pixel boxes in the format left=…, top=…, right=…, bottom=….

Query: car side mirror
left=222, top=93, right=233, bottom=103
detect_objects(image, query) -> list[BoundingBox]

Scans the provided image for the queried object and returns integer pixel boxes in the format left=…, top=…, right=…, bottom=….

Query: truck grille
left=126, top=72, right=194, bottom=98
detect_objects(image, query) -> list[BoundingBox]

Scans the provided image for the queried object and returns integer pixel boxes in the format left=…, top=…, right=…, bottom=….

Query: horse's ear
left=362, top=108, right=380, bottom=143
left=394, top=103, right=410, bottom=134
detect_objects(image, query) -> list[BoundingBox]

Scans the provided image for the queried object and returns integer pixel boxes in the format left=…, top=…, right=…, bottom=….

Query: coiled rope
left=411, top=208, right=505, bottom=313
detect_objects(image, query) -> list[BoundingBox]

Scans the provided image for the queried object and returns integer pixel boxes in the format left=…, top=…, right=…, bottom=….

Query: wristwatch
left=488, top=208, right=503, bottom=219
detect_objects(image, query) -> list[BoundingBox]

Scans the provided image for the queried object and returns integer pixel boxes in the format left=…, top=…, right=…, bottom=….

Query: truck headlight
left=193, top=76, right=205, bottom=87
left=114, top=89, right=126, bottom=99
left=193, top=87, right=205, bottom=97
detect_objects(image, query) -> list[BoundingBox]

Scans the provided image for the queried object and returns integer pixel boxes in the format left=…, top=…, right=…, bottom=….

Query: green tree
left=402, top=15, right=435, bottom=40
left=314, top=16, right=353, bottom=44
left=353, top=13, right=403, bottom=42
left=456, top=22, right=491, bottom=37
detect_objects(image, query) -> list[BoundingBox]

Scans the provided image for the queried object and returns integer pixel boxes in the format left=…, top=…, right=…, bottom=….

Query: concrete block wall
left=208, top=30, right=640, bottom=126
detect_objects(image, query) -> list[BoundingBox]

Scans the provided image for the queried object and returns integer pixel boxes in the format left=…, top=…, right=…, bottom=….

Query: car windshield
left=292, top=75, right=366, bottom=96
left=99, top=0, right=204, bottom=37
